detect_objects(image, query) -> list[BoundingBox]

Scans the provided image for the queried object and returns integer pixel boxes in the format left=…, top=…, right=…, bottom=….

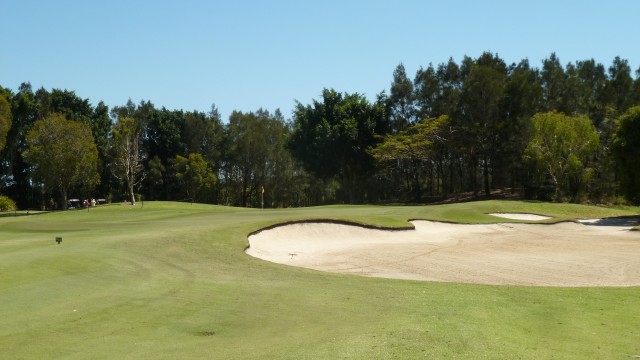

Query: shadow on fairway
left=579, top=216, right=640, bottom=227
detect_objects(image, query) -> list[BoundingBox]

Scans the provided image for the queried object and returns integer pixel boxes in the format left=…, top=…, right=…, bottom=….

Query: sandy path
left=246, top=219, right=640, bottom=287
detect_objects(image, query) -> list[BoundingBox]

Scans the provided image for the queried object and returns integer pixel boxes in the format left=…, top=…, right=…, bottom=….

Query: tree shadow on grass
left=579, top=216, right=640, bottom=227
left=0, top=211, right=49, bottom=218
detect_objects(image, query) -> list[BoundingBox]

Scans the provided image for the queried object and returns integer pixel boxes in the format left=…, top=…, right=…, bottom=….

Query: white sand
left=247, top=219, right=640, bottom=287
left=488, top=213, right=551, bottom=221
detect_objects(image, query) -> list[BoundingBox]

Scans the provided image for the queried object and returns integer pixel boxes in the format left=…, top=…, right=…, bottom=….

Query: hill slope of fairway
left=1, top=201, right=639, bottom=359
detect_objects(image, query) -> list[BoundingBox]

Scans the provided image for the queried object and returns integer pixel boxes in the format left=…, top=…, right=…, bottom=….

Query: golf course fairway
left=1, top=201, right=639, bottom=359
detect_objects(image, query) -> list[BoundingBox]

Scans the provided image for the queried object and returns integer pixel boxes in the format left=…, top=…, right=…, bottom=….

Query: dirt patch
left=247, top=220, right=640, bottom=287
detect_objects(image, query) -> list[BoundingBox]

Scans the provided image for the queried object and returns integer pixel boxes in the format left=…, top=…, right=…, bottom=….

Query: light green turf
left=1, top=201, right=639, bottom=359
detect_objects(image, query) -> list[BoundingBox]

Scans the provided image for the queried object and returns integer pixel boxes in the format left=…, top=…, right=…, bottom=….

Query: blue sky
left=2, top=0, right=639, bottom=121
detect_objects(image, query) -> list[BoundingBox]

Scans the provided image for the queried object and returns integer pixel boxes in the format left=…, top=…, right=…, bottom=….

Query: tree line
left=1, top=52, right=639, bottom=209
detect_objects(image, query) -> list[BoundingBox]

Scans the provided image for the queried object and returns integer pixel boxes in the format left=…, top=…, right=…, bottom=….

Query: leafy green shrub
left=0, top=195, right=16, bottom=211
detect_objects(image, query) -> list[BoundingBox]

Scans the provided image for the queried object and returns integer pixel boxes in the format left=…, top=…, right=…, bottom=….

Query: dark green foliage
left=459, top=52, right=508, bottom=196
left=0, top=94, right=11, bottom=152
left=613, top=106, right=640, bottom=204
left=92, top=101, right=113, bottom=197
left=173, top=153, right=217, bottom=204
left=388, top=63, right=415, bottom=132
left=24, top=113, right=100, bottom=209
left=44, top=88, right=93, bottom=123
left=222, top=109, right=302, bottom=207
left=2, top=83, right=39, bottom=208
left=92, top=101, right=112, bottom=155
left=541, top=53, right=567, bottom=112
left=606, top=57, right=634, bottom=113
left=1, top=52, right=640, bottom=207
left=145, top=106, right=186, bottom=167
left=288, top=89, right=389, bottom=203
left=413, top=64, right=439, bottom=119
left=182, top=107, right=224, bottom=165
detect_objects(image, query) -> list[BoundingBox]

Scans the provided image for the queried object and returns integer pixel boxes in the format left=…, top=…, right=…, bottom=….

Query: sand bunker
left=488, top=213, right=551, bottom=221
left=247, top=219, right=640, bottom=287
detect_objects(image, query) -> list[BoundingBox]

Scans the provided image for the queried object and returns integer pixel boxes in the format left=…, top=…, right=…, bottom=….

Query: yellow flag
left=261, top=186, right=265, bottom=194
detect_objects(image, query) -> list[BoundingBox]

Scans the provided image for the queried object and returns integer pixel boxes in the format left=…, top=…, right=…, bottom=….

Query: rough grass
left=1, top=201, right=639, bottom=359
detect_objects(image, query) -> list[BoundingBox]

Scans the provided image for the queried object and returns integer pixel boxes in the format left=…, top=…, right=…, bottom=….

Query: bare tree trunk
left=129, top=182, right=136, bottom=205
left=61, top=188, right=68, bottom=210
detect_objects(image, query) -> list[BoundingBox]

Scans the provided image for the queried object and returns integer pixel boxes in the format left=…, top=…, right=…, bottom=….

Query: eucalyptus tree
left=111, top=100, right=186, bottom=201
left=111, top=116, right=145, bottom=205
left=222, top=109, right=294, bottom=207
left=502, top=59, right=543, bottom=188
left=176, top=108, right=225, bottom=202
left=572, top=59, right=617, bottom=201
left=44, top=88, right=93, bottom=123
left=92, top=101, right=112, bottom=155
left=435, top=58, right=463, bottom=118
left=91, top=101, right=113, bottom=196
left=370, top=115, right=451, bottom=201
left=459, top=52, right=508, bottom=196
left=173, top=153, right=217, bottom=204
left=575, top=59, right=608, bottom=126
left=0, top=89, right=14, bottom=203
left=540, top=53, right=567, bottom=112
left=182, top=106, right=224, bottom=167
left=606, top=56, right=634, bottom=114
left=523, top=112, right=600, bottom=201
left=144, top=107, right=185, bottom=200
left=145, top=107, right=185, bottom=167
left=3, top=83, right=39, bottom=207
left=34, top=89, right=110, bottom=190
left=633, top=67, right=640, bottom=105
left=24, top=113, right=100, bottom=209
left=288, top=89, right=389, bottom=203
left=504, top=59, right=543, bottom=132
left=388, top=63, right=415, bottom=132
left=258, top=109, right=305, bottom=207
left=110, top=99, right=136, bottom=119
left=562, top=62, right=584, bottom=115
left=413, top=63, right=439, bottom=119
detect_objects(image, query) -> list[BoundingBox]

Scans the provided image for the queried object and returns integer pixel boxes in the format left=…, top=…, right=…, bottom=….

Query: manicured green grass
left=1, top=201, right=639, bottom=359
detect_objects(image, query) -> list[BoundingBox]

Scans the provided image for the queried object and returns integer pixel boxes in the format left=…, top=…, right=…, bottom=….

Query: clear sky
left=2, top=0, right=639, bottom=121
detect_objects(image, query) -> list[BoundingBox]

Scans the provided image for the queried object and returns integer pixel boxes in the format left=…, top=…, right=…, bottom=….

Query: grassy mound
left=1, top=201, right=639, bottom=359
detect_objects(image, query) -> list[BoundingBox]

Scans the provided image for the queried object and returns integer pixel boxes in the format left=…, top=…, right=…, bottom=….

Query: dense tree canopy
left=0, top=94, right=11, bottom=152
left=388, top=63, right=416, bottom=132
left=24, top=113, right=99, bottom=209
left=173, top=153, right=217, bottom=204
left=523, top=112, right=600, bottom=201
left=289, top=89, right=389, bottom=203
left=2, top=52, right=640, bottom=207
left=370, top=115, right=451, bottom=201
left=613, top=106, right=640, bottom=203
